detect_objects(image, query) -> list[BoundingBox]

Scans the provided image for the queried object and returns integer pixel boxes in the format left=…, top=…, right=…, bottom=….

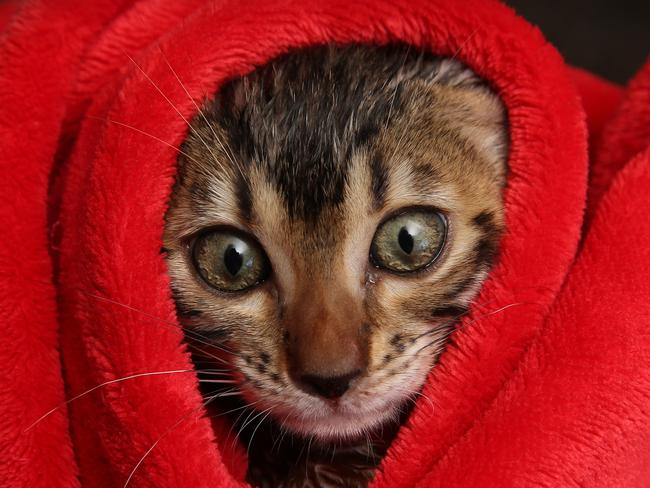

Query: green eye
left=370, top=209, right=447, bottom=273
left=192, top=229, right=270, bottom=292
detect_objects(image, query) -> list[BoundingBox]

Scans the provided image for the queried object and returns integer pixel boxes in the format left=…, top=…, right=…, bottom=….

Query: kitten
left=163, top=44, right=507, bottom=487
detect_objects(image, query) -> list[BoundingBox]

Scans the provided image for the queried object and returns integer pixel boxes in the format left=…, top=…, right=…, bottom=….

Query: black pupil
left=223, top=244, right=244, bottom=276
left=398, top=227, right=414, bottom=254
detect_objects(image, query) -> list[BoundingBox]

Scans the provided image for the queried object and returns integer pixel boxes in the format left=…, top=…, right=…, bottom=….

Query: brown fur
left=163, top=45, right=507, bottom=486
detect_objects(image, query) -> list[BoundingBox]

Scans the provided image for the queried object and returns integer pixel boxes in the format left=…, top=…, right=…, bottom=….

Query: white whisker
left=125, top=52, right=224, bottom=176
left=124, top=388, right=235, bottom=487
left=86, top=115, right=202, bottom=165
left=25, top=369, right=195, bottom=432
left=246, top=408, right=274, bottom=457
left=158, top=48, right=241, bottom=172
left=82, top=291, right=234, bottom=361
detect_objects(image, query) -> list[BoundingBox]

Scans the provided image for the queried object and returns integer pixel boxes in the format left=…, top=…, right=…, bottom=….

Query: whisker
left=408, top=389, right=435, bottom=410
left=81, top=291, right=235, bottom=359
left=226, top=402, right=258, bottom=449
left=411, top=299, right=544, bottom=343
left=124, top=388, right=234, bottom=487
left=25, top=369, right=196, bottom=432
left=414, top=330, right=456, bottom=357
left=85, top=291, right=229, bottom=351
left=158, top=47, right=241, bottom=172
left=411, top=318, right=458, bottom=342
left=246, top=408, right=274, bottom=458
left=304, top=434, right=314, bottom=480
left=204, top=391, right=241, bottom=398
left=329, top=442, right=338, bottom=464
left=364, top=428, right=376, bottom=462
left=86, top=115, right=202, bottom=165
left=450, top=27, right=481, bottom=62
left=458, top=301, right=540, bottom=331
left=205, top=398, right=262, bottom=423
left=11, top=275, right=235, bottom=362
left=158, top=48, right=254, bottom=221
left=272, top=413, right=292, bottom=454
left=234, top=407, right=270, bottom=446
left=125, top=52, right=224, bottom=175
left=414, top=301, right=537, bottom=356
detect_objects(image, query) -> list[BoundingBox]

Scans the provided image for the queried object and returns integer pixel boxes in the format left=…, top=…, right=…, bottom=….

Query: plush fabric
left=586, top=58, right=650, bottom=221
left=0, top=1, right=648, bottom=486
left=569, top=67, right=623, bottom=163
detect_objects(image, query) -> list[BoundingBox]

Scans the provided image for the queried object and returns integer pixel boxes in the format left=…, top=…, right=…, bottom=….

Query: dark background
left=1, top=1, right=648, bottom=84
left=504, top=1, right=650, bottom=84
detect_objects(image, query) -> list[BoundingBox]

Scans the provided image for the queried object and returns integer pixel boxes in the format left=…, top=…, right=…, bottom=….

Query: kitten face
left=163, top=45, right=507, bottom=441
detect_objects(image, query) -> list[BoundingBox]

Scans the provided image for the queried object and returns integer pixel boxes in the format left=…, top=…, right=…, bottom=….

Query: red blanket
left=1, top=1, right=649, bottom=486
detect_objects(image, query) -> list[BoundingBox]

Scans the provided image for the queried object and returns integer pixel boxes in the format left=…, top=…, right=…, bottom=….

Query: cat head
left=163, top=45, right=507, bottom=441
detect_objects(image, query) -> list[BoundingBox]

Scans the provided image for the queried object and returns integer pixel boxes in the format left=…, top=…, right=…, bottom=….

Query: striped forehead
left=201, top=45, right=426, bottom=223
left=182, top=115, right=454, bottom=242
left=179, top=44, right=493, bottom=237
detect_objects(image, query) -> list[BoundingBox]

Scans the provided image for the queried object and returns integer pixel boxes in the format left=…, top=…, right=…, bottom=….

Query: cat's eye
left=370, top=209, right=447, bottom=273
left=192, top=229, right=270, bottom=292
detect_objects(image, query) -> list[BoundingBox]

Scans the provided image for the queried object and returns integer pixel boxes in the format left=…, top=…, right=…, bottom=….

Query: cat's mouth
left=235, top=364, right=429, bottom=442
left=274, top=398, right=403, bottom=441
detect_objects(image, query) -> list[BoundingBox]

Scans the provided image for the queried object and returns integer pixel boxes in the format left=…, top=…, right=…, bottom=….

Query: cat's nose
left=299, top=370, right=361, bottom=400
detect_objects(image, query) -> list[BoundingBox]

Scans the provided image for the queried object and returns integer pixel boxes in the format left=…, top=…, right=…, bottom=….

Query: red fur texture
left=0, top=1, right=648, bottom=486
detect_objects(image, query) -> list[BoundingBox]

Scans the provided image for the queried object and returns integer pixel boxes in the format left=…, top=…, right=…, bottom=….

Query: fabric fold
left=1, top=1, right=648, bottom=486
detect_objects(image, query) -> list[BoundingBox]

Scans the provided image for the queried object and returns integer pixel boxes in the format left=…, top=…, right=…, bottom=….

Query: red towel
left=1, top=1, right=648, bottom=486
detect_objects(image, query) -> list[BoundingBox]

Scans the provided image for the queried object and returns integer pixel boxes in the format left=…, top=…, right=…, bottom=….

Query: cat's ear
left=393, top=55, right=508, bottom=183
left=452, top=87, right=509, bottom=185
left=434, top=64, right=507, bottom=177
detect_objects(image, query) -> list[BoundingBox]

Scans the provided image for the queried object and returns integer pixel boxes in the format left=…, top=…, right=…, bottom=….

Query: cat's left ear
left=451, top=87, right=509, bottom=185
left=404, top=56, right=509, bottom=184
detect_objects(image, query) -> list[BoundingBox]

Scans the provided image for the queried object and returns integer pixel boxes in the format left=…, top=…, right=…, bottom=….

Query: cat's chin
left=234, top=353, right=434, bottom=442
left=263, top=392, right=408, bottom=443
left=280, top=407, right=400, bottom=442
